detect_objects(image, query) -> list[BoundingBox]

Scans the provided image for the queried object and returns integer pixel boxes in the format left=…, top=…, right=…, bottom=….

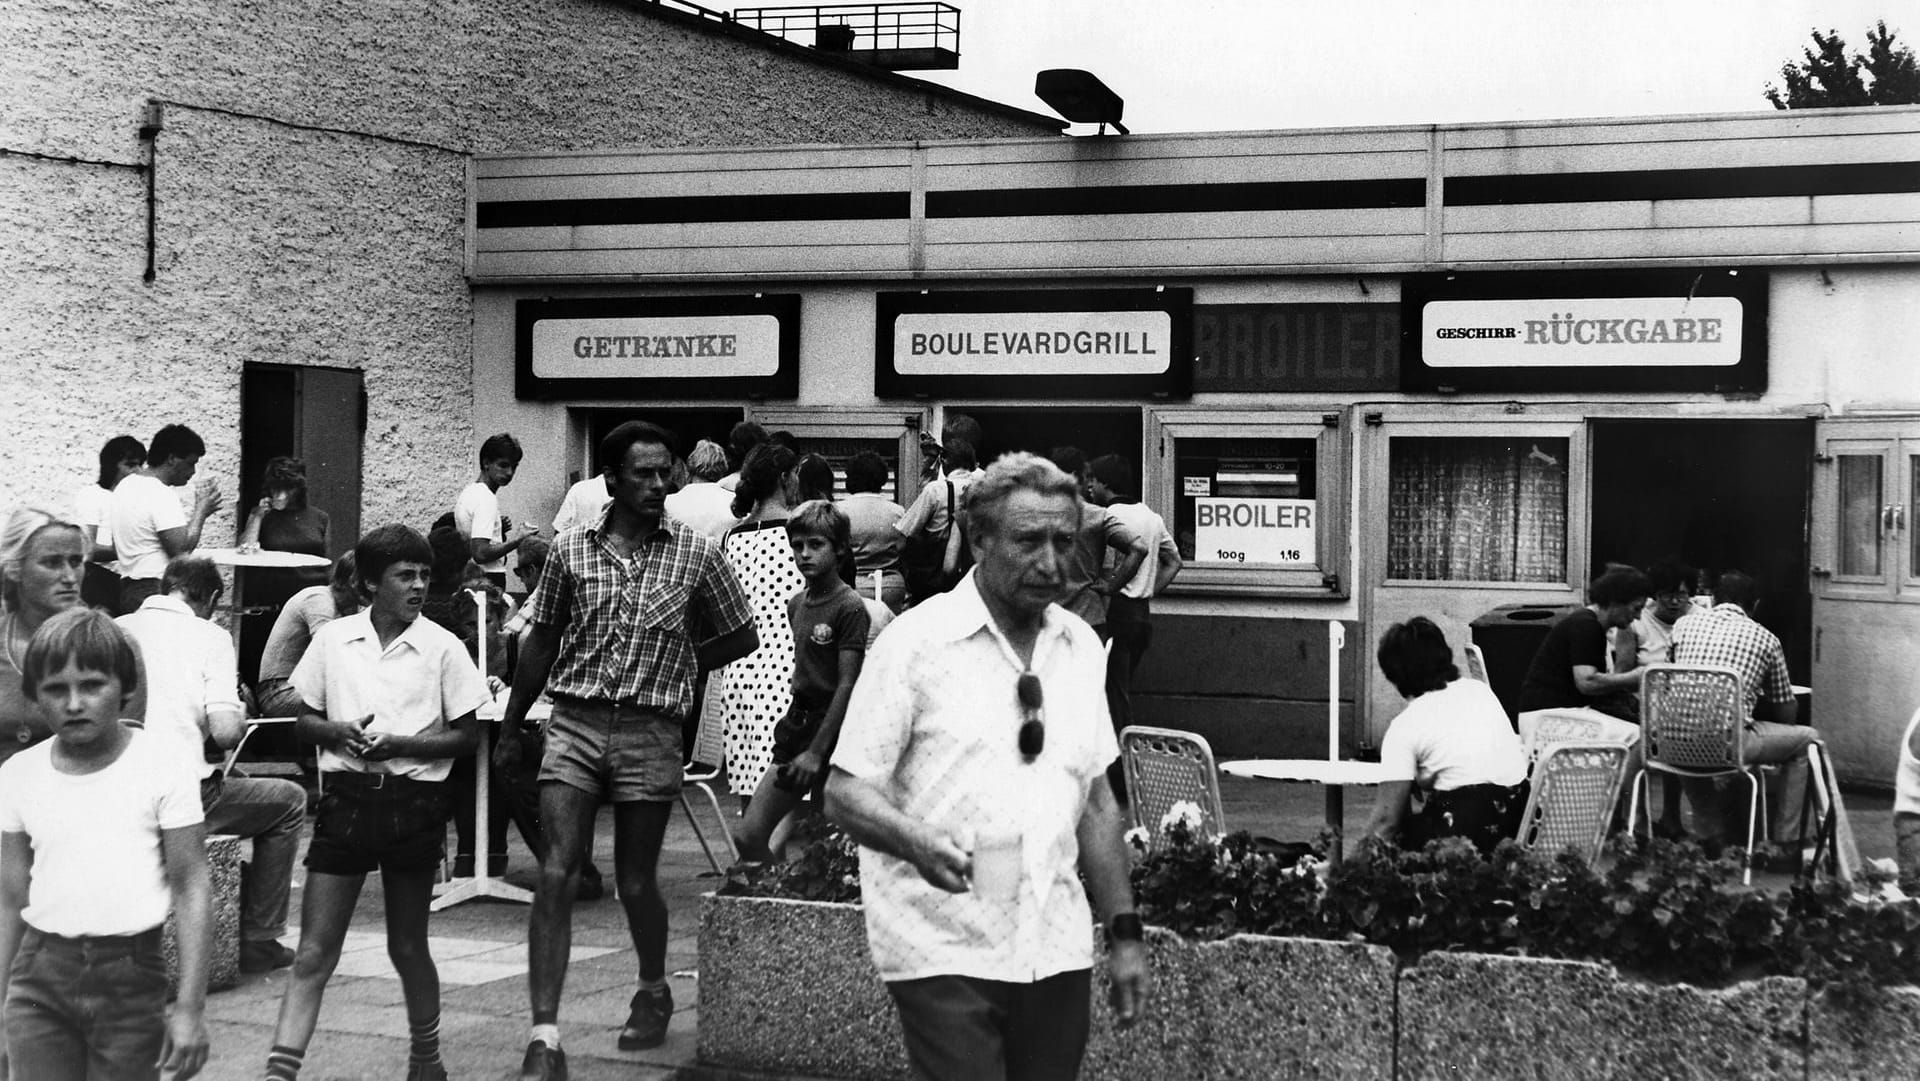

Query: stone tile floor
left=188, top=775, right=1899, bottom=1080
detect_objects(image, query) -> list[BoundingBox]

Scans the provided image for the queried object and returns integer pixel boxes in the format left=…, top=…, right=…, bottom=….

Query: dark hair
left=260, top=456, right=309, bottom=509
left=1376, top=616, right=1459, bottom=699
left=787, top=499, right=851, bottom=551
left=1646, top=560, right=1695, bottom=597
left=1588, top=566, right=1652, bottom=607
left=769, top=430, right=801, bottom=456
left=942, top=413, right=984, bottom=455
left=97, top=436, right=145, bottom=489
left=160, top=556, right=223, bottom=607
left=327, top=553, right=361, bottom=616
left=727, top=421, right=768, bottom=467
left=1711, top=569, right=1761, bottom=612
left=844, top=451, right=889, bottom=494
left=1046, top=446, right=1087, bottom=478
left=942, top=436, right=977, bottom=471
left=426, top=524, right=472, bottom=588
left=355, top=524, right=434, bottom=593
left=146, top=424, right=205, bottom=467
left=732, top=442, right=797, bottom=519
left=1087, top=453, right=1133, bottom=498
left=479, top=433, right=523, bottom=467
left=794, top=454, right=835, bottom=503
left=22, top=608, right=138, bottom=699
left=598, top=421, right=678, bottom=476
left=517, top=534, right=552, bottom=574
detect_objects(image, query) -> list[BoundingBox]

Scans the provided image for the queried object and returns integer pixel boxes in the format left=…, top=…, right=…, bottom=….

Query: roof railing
left=731, top=3, right=962, bottom=69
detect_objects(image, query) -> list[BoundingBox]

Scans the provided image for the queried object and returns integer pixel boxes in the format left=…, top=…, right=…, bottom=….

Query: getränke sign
left=514, top=294, right=799, bottom=400
left=1423, top=297, right=1743, bottom=368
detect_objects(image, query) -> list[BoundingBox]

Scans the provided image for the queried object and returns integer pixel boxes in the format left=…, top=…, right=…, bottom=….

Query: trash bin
left=1468, top=602, right=1581, bottom=725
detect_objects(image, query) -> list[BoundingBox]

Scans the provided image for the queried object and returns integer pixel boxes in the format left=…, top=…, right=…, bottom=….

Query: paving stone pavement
left=186, top=775, right=1899, bottom=1081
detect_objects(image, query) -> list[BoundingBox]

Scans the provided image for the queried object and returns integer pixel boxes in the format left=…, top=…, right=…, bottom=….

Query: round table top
left=477, top=693, right=552, bottom=723
left=199, top=547, right=331, bottom=569
left=1219, top=758, right=1401, bottom=785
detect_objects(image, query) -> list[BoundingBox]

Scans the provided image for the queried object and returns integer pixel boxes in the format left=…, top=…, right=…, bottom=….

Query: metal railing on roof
left=731, top=3, right=961, bottom=67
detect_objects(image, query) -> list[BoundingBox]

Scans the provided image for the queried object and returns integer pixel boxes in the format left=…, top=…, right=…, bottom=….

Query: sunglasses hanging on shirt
left=1016, top=671, right=1045, bottom=760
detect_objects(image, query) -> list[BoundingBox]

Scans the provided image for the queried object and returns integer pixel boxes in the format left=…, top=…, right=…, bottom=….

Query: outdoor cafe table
left=1217, top=758, right=1399, bottom=863
left=198, top=546, right=331, bottom=650
left=431, top=691, right=548, bottom=911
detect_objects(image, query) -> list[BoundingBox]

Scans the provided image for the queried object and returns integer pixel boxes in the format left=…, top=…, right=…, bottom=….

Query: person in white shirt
left=1366, top=617, right=1529, bottom=854
left=116, top=556, right=306, bottom=974
left=109, top=424, right=222, bottom=614
left=663, top=439, right=742, bottom=539
left=827, top=452, right=1148, bottom=1079
left=1085, top=453, right=1182, bottom=736
left=550, top=475, right=610, bottom=534
left=455, top=432, right=532, bottom=589
left=74, top=434, right=146, bottom=612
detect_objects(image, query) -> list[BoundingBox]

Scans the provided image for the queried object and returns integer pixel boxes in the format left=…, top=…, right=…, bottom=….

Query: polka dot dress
left=720, top=522, right=804, bottom=795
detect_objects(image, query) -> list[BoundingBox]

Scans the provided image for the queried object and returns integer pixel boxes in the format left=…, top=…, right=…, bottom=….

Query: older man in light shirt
left=828, top=452, right=1148, bottom=1081
left=117, top=556, right=306, bottom=973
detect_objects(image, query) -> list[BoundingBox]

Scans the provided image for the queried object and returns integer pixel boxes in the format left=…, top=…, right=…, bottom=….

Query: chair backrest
left=1119, top=725, right=1226, bottom=843
left=1515, top=741, right=1630, bottom=862
left=1462, top=642, right=1489, bottom=683
left=686, top=683, right=727, bottom=780
left=1639, top=663, right=1746, bottom=770
left=1519, top=707, right=1635, bottom=765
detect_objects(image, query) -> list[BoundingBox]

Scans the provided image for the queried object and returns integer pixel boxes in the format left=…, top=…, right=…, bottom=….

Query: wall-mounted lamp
left=1034, top=69, right=1128, bottom=135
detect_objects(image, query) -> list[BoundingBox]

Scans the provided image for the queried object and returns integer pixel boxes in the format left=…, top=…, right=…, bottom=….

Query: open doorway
left=1589, top=419, right=1813, bottom=678
left=580, top=408, right=744, bottom=479
left=954, top=406, right=1143, bottom=480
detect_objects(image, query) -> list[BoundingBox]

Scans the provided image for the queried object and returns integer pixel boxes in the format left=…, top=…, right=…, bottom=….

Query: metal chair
left=1463, top=642, right=1489, bottom=683
left=1519, top=707, right=1639, bottom=767
left=1627, top=663, right=1765, bottom=884
left=681, top=689, right=738, bottom=874
left=1515, top=742, right=1631, bottom=864
left=1120, top=726, right=1227, bottom=846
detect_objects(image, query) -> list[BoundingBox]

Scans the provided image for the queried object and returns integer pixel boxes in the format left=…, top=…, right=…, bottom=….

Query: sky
left=712, top=0, right=1909, bottom=133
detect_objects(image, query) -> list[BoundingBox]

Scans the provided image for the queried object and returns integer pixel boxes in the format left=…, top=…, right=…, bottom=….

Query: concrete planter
left=698, top=894, right=1917, bottom=1080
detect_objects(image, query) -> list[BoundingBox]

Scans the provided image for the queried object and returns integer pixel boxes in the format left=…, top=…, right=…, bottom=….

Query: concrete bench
left=164, top=833, right=242, bottom=992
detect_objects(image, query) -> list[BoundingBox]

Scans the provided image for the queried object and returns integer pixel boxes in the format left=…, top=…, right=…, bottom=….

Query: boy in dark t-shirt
left=1516, top=566, right=1651, bottom=720
left=733, top=500, right=870, bottom=862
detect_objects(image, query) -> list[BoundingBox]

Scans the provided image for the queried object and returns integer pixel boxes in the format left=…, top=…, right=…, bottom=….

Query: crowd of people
left=0, top=416, right=1178, bottom=1080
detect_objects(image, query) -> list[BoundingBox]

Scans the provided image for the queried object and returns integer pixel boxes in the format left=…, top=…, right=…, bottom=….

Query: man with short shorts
left=497, top=421, right=758, bottom=1080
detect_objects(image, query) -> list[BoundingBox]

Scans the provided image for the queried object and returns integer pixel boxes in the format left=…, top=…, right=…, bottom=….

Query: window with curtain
left=1388, top=437, right=1569, bottom=582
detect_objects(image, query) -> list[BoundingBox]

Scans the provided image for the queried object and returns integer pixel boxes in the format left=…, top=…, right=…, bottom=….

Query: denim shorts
left=541, top=697, right=682, bottom=803
left=5, top=926, right=168, bottom=1081
left=305, top=773, right=453, bottom=876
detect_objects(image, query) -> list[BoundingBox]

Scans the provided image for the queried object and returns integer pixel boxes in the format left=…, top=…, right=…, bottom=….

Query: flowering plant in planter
left=1128, top=806, right=1920, bottom=992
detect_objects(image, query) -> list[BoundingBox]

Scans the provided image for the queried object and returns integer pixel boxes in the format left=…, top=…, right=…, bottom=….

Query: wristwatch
left=1106, top=912, right=1144, bottom=945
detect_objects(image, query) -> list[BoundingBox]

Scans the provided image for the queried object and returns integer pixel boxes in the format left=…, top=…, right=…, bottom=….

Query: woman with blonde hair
left=0, top=506, right=143, bottom=764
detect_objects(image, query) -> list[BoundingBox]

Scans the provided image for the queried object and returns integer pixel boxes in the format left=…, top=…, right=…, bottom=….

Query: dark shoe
left=239, top=940, right=295, bottom=973
left=1762, top=842, right=1806, bottom=876
left=518, top=1040, right=567, bottom=1081
left=1652, top=817, right=1691, bottom=843
left=575, top=867, right=604, bottom=902
left=488, top=853, right=509, bottom=877
left=452, top=853, right=475, bottom=878
left=405, top=1059, right=450, bottom=1081
left=617, top=986, right=673, bottom=1050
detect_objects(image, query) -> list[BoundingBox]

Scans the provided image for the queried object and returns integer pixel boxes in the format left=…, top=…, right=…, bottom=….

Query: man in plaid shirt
left=1670, top=570, right=1819, bottom=863
left=496, top=420, right=757, bottom=1081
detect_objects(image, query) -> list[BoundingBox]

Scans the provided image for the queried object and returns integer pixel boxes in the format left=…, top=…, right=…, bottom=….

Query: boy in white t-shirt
left=265, top=525, right=487, bottom=1081
left=454, top=432, right=533, bottom=589
left=0, top=608, right=212, bottom=1080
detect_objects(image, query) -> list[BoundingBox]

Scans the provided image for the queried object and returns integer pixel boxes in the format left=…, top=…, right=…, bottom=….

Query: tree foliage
left=1766, top=21, right=1920, bottom=108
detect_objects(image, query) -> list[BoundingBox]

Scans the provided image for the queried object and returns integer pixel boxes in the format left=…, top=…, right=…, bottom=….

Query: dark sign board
left=515, top=294, right=800, bottom=401
left=1401, top=269, right=1768, bottom=393
left=875, top=288, right=1193, bottom=400
left=1194, top=304, right=1399, bottom=393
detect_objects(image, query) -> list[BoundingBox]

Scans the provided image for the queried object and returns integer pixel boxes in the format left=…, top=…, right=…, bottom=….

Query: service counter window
left=748, top=409, right=927, bottom=506
left=1386, top=436, right=1570, bottom=583
left=1150, top=411, right=1347, bottom=596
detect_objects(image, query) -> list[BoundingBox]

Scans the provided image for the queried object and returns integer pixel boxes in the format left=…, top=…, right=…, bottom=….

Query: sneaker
left=518, top=1040, right=567, bottom=1081
left=240, top=940, right=296, bottom=973
left=405, top=1060, right=450, bottom=1081
left=617, top=986, right=673, bottom=1050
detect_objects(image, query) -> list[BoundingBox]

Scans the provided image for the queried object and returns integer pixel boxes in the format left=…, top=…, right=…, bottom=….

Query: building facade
left=468, top=107, right=1920, bottom=783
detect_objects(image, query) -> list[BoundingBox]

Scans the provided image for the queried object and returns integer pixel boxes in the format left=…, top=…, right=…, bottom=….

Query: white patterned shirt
left=833, top=571, right=1117, bottom=984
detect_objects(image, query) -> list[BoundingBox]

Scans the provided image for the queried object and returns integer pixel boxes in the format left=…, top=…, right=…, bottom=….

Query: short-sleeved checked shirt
left=525, top=503, right=752, bottom=717
left=1670, top=604, right=1795, bottom=722
left=833, top=571, right=1117, bottom=985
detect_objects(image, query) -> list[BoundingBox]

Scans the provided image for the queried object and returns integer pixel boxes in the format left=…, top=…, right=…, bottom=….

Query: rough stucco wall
left=0, top=0, right=1055, bottom=520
